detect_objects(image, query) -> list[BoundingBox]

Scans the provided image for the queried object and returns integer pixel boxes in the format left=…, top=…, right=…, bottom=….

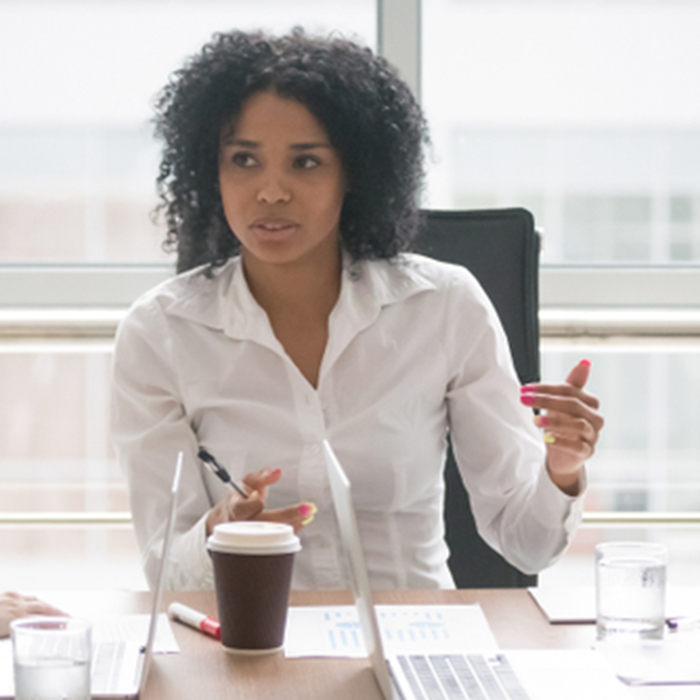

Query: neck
left=242, top=246, right=343, bottom=323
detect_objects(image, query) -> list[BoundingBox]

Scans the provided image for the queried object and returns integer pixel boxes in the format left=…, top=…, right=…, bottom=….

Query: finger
left=523, top=393, right=604, bottom=432
left=25, top=600, right=67, bottom=617
left=242, top=467, right=283, bottom=494
left=545, top=433, right=595, bottom=463
left=521, top=383, right=599, bottom=410
left=565, top=359, right=591, bottom=389
left=254, top=503, right=318, bottom=533
left=534, top=413, right=599, bottom=446
left=231, top=491, right=266, bottom=521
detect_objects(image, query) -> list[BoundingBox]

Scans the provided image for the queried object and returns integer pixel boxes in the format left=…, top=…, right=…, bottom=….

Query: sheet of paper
left=284, top=604, right=499, bottom=658
left=528, top=586, right=596, bottom=624
left=93, top=613, right=179, bottom=653
left=529, top=586, right=700, bottom=624
left=597, top=634, right=700, bottom=686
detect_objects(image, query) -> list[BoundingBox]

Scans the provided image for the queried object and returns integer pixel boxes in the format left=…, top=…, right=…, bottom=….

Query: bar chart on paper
left=284, top=604, right=499, bottom=658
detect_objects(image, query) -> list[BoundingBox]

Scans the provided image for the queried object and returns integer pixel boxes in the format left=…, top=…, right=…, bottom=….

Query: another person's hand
left=0, top=592, right=67, bottom=637
left=520, top=359, right=604, bottom=496
left=206, top=466, right=316, bottom=536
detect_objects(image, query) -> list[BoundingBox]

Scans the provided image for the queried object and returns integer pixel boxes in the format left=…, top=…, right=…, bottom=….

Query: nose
left=256, top=173, right=292, bottom=204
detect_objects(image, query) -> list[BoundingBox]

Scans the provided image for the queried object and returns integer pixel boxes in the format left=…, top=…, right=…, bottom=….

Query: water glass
left=11, top=617, right=91, bottom=700
left=595, top=541, right=667, bottom=641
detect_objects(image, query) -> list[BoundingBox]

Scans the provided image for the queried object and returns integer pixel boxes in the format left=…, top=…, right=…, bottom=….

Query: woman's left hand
left=0, top=592, right=67, bottom=637
left=520, top=359, right=604, bottom=496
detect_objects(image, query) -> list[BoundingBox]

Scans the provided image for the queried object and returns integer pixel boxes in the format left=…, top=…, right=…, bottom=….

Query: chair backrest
left=413, top=208, right=540, bottom=588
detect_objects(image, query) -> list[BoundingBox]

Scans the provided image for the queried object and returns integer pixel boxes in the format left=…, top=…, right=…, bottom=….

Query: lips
left=250, top=218, right=298, bottom=240
left=251, top=218, right=297, bottom=230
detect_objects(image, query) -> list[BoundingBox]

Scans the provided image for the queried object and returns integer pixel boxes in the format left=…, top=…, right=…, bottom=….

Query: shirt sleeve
left=111, top=297, right=215, bottom=590
left=444, top=270, right=585, bottom=575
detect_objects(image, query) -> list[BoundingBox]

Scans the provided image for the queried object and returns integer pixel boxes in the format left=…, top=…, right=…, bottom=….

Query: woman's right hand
left=205, top=467, right=316, bottom=536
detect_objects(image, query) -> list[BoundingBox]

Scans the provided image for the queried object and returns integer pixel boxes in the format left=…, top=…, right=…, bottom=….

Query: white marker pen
left=168, top=602, right=221, bottom=639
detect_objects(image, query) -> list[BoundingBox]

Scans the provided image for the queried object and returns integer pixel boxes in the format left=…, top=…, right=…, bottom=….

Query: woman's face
left=218, top=91, right=347, bottom=270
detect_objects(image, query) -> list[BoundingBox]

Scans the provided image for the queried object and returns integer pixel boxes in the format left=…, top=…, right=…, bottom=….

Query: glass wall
left=4, top=0, right=699, bottom=590
left=0, top=0, right=375, bottom=264
left=421, top=0, right=700, bottom=264
left=1, top=0, right=375, bottom=589
left=422, top=0, right=700, bottom=585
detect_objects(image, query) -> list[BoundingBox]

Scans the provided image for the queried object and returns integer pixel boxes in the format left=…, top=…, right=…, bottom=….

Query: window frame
left=2, top=0, right=700, bottom=530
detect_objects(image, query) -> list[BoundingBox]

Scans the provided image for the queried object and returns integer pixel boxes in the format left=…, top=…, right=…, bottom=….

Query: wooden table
left=37, top=589, right=700, bottom=699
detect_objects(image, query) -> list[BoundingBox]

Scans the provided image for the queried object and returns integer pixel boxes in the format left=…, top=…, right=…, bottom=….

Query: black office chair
left=413, top=208, right=540, bottom=588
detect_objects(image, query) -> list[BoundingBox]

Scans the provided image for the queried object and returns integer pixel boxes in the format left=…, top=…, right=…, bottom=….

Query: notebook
left=1, top=450, right=183, bottom=700
left=322, top=440, right=631, bottom=700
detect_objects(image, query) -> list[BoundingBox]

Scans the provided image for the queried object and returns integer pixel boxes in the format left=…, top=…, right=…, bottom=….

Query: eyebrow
left=220, top=137, right=332, bottom=151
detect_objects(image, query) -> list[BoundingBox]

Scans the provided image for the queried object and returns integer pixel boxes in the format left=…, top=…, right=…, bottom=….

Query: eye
left=294, top=155, right=321, bottom=170
left=231, top=152, right=257, bottom=168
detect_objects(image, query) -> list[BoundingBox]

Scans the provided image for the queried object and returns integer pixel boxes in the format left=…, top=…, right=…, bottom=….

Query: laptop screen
left=137, top=450, right=182, bottom=693
left=322, top=440, right=398, bottom=700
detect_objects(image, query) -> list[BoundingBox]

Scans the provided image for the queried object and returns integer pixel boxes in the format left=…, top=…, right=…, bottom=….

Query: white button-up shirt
left=111, top=253, right=583, bottom=591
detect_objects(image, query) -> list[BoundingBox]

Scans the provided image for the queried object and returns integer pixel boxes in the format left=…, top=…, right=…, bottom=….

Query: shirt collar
left=164, top=253, right=436, bottom=347
left=335, top=253, right=437, bottom=329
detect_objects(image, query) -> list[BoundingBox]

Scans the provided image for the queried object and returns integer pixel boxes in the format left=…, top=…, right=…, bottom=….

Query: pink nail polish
left=520, top=385, right=536, bottom=393
left=534, top=415, right=548, bottom=427
left=299, top=503, right=312, bottom=518
left=520, top=394, right=535, bottom=406
left=580, top=359, right=591, bottom=367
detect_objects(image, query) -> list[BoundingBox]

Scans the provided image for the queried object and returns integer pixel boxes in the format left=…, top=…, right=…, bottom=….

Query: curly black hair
left=153, top=29, right=429, bottom=273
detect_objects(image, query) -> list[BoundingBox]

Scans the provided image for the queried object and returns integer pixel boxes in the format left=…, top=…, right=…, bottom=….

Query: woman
left=111, top=30, right=603, bottom=591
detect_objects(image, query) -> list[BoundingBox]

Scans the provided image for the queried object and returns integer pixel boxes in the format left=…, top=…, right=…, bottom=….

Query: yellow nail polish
left=543, top=433, right=556, bottom=444
left=301, top=514, right=315, bottom=527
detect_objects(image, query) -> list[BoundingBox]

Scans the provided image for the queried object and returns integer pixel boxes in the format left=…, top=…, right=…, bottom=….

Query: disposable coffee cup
left=207, top=521, right=301, bottom=654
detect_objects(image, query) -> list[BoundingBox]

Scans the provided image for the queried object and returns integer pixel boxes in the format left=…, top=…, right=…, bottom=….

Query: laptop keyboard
left=90, top=641, right=128, bottom=693
left=393, top=653, right=531, bottom=700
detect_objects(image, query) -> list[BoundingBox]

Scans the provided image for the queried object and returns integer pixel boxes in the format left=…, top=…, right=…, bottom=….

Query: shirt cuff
left=531, top=464, right=587, bottom=536
left=170, top=512, right=215, bottom=590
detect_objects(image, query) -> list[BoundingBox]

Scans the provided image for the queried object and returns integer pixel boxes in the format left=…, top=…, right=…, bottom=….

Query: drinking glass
left=11, top=617, right=91, bottom=700
left=595, top=541, right=667, bottom=641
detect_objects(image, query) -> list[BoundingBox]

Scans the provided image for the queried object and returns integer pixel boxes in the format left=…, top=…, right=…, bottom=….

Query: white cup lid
left=207, top=521, right=301, bottom=555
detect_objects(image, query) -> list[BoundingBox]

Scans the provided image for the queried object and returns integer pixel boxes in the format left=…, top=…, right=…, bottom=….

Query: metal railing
left=2, top=511, right=700, bottom=526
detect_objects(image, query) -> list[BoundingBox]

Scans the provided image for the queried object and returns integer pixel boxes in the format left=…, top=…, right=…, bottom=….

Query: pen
left=168, top=602, right=221, bottom=639
left=198, top=448, right=249, bottom=499
left=666, top=616, right=700, bottom=632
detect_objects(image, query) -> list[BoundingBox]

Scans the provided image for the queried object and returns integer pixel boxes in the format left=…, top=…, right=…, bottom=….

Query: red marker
left=168, top=602, right=221, bottom=639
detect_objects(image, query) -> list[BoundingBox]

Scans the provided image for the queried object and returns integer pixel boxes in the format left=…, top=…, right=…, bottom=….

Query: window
left=0, top=0, right=375, bottom=264
left=1, top=0, right=375, bottom=590
left=422, top=0, right=700, bottom=586
left=4, top=0, right=699, bottom=590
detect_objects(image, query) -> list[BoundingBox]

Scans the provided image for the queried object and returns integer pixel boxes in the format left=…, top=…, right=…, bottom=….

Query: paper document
left=284, top=604, right=499, bottom=658
left=529, top=586, right=700, bottom=624
left=92, top=613, right=179, bottom=653
left=597, top=635, right=700, bottom=686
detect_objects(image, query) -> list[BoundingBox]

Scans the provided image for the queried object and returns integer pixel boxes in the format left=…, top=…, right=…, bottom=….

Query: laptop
left=1, top=450, right=182, bottom=700
left=322, top=440, right=631, bottom=700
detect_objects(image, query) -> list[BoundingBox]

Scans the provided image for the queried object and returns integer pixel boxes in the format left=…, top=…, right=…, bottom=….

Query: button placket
left=293, top=383, right=344, bottom=587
